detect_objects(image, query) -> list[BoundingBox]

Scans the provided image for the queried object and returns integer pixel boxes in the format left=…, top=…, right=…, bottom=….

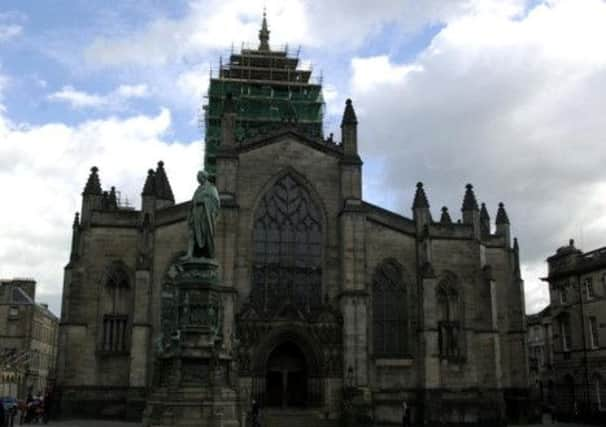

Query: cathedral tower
left=203, top=12, right=325, bottom=179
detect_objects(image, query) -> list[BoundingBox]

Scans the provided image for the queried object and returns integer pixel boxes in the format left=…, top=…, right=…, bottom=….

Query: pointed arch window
left=101, top=262, right=131, bottom=353
left=251, top=174, right=322, bottom=313
left=373, top=259, right=407, bottom=357
left=437, top=273, right=463, bottom=361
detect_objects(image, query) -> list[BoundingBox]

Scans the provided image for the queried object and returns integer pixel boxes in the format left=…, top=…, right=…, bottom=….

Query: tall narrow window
left=589, top=316, right=599, bottom=349
left=595, top=375, right=604, bottom=410
left=437, top=273, right=462, bottom=361
left=372, top=259, right=407, bottom=357
left=251, top=174, right=322, bottom=313
left=584, top=278, right=595, bottom=300
left=101, top=262, right=131, bottom=353
left=560, top=287, right=568, bottom=304
left=560, top=316, right=571, bottom=351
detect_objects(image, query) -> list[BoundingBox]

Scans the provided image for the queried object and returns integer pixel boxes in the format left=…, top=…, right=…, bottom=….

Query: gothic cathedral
left=57, top=15, right=529, bottom=426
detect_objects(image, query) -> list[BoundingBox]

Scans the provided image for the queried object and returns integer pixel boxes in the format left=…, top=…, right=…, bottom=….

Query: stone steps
left=261, top=408, right=337, bottom=427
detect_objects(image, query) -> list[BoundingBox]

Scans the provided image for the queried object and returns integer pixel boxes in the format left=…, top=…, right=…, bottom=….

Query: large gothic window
left=252, top=174, right=322, bottom=313
left=437, top=273, right=463, bottom=361
left=373, top=259, right=407, bottom=357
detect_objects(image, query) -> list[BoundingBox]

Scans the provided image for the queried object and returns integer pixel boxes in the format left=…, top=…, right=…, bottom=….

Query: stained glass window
left=251, top=174, right=322, bottom=313
left=373, top=259, right=407, bottom=356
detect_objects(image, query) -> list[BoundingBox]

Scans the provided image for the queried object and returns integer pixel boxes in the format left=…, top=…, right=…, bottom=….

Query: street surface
left=39, top=421, right=595, bottom=427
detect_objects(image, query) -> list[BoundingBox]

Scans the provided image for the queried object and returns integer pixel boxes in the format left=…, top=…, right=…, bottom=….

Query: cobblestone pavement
left=519, top=423, right=595, bottom=427
left=16, top=415, right=596, bottom=427
left=24, top=422, right=141, bottom=427
left=37, top=422, right=596, bottom=427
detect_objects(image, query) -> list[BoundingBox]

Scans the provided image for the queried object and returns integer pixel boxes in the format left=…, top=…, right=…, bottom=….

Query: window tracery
left=373, top=259, right=407, bottom=357
left=251, top=174, right=322, bottom=313
left=101, top=262, right=131, bottom=353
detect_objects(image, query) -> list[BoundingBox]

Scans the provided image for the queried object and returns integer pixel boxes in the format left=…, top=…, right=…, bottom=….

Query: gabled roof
left=232, top=126, right=344, bottom=158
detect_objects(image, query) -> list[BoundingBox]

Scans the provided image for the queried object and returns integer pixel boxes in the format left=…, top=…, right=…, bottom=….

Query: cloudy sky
left=1, top=0, right=606, bottom=316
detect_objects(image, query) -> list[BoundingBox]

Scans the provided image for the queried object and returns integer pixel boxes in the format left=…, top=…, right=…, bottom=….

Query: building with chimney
left=542, top=240, right=606, bottom=422
left=56, top=15, right=529, bottom=426
left=0, top=279, right=59, bottom=398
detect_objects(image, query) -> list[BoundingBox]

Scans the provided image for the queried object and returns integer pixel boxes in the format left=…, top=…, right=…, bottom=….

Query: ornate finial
left=440, top=206, right=452, bottom=224
left=341, top=98, right=358, bottom=126
left=108, top=186, right=117, bottom=208
left=155, top=161, right=175, bottom=202
left=73, top=212, right=80, bottom=227
left=259, top=8, right=270, bottom=51
left=413, top=182, right=429, bottom=209
left=142, top=169, right=156, bottom=196
left=496, top=202, right=510, bottom=225
left=83, top=166, right=102, bottom=195
left=462, top=183, right=479, bottom=211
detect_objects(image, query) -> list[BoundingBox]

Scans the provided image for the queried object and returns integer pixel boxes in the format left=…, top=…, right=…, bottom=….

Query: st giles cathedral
left=56, top=15, right=528, bottom=426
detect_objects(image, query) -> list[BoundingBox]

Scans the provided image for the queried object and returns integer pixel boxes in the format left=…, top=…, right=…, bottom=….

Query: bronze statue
left=185, top=170, right=220, bottom=259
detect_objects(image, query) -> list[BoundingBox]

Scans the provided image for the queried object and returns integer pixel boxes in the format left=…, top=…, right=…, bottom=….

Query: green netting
left=204, top=74, right=325, bottom=177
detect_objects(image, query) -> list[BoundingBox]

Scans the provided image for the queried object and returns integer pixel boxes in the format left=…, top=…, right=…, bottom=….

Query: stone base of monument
left=143, top=258, right=240, bottom=427
left=143, top=385, right=239, bottom=427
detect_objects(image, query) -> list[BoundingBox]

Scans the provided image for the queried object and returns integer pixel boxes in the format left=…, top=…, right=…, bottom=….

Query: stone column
left=127, top=269, right=152, bottom=419
left=339, top=206, right=368, bottom=388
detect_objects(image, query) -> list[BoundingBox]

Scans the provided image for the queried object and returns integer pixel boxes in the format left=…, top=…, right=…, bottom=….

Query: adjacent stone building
left=542, top=240, right=606, bottom=421
left=56, top=17, right=529, bottom=425
left=526, top=306, right=554, bottom=411
left=0, top=279, right=59, bottom=398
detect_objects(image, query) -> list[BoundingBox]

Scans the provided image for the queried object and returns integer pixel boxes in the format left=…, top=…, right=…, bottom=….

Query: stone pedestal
left=143, top=259, right=239, bottom=427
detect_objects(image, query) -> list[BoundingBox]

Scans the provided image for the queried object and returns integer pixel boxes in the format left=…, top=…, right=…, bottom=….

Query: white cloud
left=83, top=0, right=532, bottom=68
left=0, top=24, right=22, bottom=41
left=351, top=56, right=423, bottom=93
left=349, top=0, right=606, bottom=313
left=176, top=65, right=210, bottom=108
left=48, top=83, right=150, bottom=110
left=0, top=86, right=202, bottom=314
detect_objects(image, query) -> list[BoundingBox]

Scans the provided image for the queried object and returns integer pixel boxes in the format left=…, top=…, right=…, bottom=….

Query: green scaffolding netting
left=204, top=78, right=325, bottom=177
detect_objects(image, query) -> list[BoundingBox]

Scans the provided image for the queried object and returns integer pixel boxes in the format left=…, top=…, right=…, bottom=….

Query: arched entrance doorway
left=265, top=341, right=307, bottom=407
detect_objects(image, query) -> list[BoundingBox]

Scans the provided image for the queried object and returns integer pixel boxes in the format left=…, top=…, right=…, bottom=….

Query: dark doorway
left=265, top=341, right=307, bottom=407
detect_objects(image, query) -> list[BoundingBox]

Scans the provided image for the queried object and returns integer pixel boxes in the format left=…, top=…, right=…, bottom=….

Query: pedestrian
left=251, top=399, right=260, bottom=427
left=0, top=399, right=6, bottom=427
left=550, top=403, right=556, bottom=424
left=42, top=390, right=52, bottom=424
left=9, top=406, right=16, bottom=427
left=402, top=399, right=409, bottom=427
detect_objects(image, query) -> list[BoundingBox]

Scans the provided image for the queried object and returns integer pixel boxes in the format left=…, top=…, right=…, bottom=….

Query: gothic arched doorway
left=265, top=341, right=307, bottom=407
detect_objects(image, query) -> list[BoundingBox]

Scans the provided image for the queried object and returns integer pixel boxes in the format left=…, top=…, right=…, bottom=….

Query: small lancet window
left=437, top=273, right=463, bottom=361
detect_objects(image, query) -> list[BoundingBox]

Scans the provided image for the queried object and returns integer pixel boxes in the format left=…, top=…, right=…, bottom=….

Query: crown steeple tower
left=259, top=9, right=270, bottom=51
left=203, top=8, right=326, bottom=180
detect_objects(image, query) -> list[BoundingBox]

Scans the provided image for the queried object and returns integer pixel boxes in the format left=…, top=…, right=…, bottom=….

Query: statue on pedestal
left=185, top=170, right=220, bottom=259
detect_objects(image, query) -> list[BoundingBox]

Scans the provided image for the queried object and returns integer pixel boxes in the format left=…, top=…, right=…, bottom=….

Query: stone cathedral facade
left=56, top=17, right=529, bottom=426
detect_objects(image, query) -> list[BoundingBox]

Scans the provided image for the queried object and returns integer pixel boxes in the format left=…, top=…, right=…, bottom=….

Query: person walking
left=251, top=399, right=260, bottom=427
left=0, top=399, right=6, bottom=427
left=42, top=391, right=52, bottom=424
left=402, top=399, right=409, bottom=427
